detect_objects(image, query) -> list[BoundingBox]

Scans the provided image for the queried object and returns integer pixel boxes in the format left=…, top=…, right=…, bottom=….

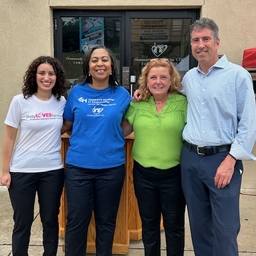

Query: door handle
left=122, top=66, right=130, bottom=89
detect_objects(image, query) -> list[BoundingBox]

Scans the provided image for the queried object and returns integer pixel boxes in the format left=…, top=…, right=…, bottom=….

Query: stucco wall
left=200, top=0, right=256, bottom=63
left=0, top=0, right=255, bottom=170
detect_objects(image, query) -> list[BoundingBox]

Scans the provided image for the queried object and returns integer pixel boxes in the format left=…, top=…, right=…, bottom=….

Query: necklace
left=154, top=95, right=168, bottom=104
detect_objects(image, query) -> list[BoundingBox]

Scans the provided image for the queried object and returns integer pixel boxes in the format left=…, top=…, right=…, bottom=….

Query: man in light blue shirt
left=181, top=17, right=256, bottom=256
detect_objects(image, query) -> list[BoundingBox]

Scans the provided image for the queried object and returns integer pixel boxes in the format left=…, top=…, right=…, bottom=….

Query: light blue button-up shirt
left=181, top=55, right=256, bottom=160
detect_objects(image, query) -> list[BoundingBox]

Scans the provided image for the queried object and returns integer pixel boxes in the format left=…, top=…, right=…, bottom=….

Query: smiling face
left=89, top=48, right=112, bottom=86
left=36, top=63, right=56, bottom=93
left=191, top=27, right=220, bottom=72
left=147, top=66, right=172, bottom=98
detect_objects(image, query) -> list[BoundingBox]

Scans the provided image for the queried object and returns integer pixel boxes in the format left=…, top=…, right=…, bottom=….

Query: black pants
left=133, top=161, right=185, bottom=256
left=8, top=169, right=64, bottom=256
left=64, top=164, right=125, bottom=256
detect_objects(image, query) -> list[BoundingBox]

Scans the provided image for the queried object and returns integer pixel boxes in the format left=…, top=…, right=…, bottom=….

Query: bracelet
left=229, top=153, right=236, bottom=160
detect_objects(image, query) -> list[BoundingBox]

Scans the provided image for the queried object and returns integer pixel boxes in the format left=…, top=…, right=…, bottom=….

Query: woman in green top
left=122, top=59, right=187, bottom=256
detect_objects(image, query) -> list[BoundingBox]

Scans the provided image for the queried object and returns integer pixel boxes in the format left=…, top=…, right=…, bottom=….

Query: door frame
left=53, top=9, right=199, bottom=88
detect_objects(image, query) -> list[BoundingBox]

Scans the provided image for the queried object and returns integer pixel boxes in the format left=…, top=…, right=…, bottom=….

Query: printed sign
left=79, top=17, right=104, bottom=52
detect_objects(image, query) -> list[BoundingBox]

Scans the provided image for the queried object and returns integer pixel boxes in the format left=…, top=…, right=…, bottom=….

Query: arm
left=61, top=120, right=73, bottom=135
left=0, top=125, right=18, bottom=188
left=121, top=120, right=133, bottom=137
left=228, top=73, right=256, bottom=160
left=214, top=71, right=255, bottom=188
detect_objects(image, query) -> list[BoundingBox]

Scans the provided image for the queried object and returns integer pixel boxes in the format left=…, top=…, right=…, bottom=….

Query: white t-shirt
left=4, top=94, right=66, bottom=173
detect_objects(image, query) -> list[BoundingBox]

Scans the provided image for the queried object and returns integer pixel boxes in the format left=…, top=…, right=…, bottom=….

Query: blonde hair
left=137, top=59, right=181, bottom=100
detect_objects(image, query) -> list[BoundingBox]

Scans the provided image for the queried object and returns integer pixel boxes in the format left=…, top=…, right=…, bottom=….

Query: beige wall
left=0, top=0, right=255, bottom=169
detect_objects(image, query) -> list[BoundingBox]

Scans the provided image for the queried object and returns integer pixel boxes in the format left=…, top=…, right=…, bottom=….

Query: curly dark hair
left=22, top=56, right=66, bottom=100
left=79, top=45, right=119, bottom=88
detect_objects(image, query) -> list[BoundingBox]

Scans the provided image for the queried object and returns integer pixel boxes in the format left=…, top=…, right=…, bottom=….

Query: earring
left=88, top=73, right=91, bottom=76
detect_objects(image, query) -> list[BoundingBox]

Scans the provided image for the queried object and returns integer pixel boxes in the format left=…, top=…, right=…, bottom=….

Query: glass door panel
left=130, top=18, right=191, bottom=89
left=60, top=16, right=122, bottom=95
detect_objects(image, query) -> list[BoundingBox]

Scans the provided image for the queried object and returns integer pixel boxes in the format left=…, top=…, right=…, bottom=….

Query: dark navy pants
left=64, top=164, right=125, bottom=256
left=8, top=169, right=64, bottom=256
left=181, top=145, right=243, bottom=256
left=133, top=161, right=185, bottom=256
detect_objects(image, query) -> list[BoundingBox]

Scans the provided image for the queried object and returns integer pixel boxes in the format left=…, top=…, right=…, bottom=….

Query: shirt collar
left=197, top=54, right=228, bottom=74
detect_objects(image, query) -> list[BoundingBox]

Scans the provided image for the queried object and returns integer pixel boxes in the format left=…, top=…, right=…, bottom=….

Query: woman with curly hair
left=0, top=56, right=66, bottom=256
left=122, top=59, right=187, bottom=256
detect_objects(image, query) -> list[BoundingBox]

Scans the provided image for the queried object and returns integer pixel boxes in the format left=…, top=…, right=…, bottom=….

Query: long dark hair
left=79, top=45, right=119, bottom=88
left=22, top=56, right=66, bottom=100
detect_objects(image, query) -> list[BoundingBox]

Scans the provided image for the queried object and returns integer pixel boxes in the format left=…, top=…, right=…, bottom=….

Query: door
left=53, top=10, right=198, bottom=96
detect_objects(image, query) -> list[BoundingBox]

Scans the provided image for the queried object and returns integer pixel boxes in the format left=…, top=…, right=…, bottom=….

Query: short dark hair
left=190, top=17, right=219, bottom=42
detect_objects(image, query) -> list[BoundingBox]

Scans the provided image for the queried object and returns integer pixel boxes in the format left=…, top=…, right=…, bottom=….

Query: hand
left=0, top=172, right=11, bottom=188
left=214, top=154, right=236, bottom=189
left=132, top=90, right=142, bottom=102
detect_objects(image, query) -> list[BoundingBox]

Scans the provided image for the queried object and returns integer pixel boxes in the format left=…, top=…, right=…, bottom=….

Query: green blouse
left=124, top=93, right=187, bottom=170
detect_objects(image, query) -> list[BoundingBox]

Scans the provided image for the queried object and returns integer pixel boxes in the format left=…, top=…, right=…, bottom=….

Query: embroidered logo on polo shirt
left=78, top=97, right=87, bottom=103
left=92, top=106, right=104, bottom=115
